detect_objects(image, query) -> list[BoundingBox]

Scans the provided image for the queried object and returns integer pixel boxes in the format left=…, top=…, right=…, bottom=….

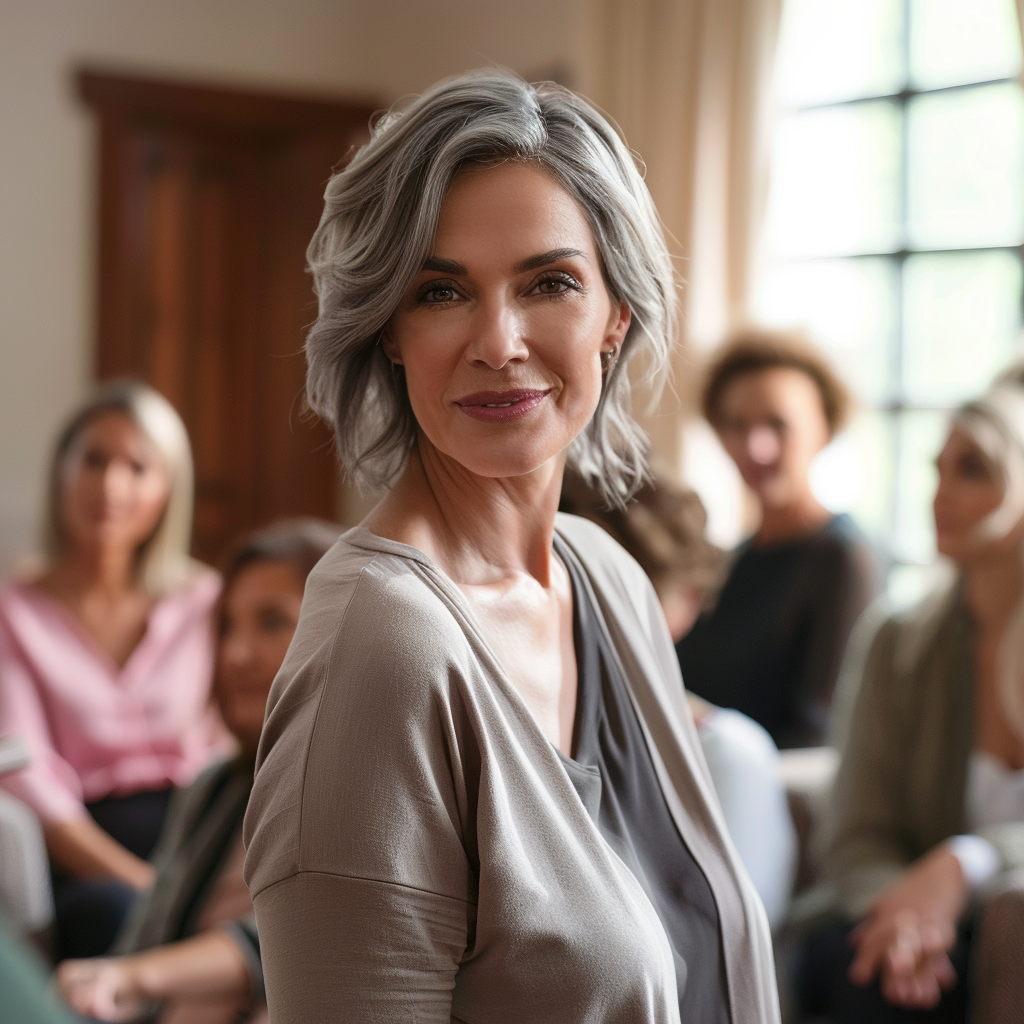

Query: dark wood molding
left=77, top=67, right=380, bottom=137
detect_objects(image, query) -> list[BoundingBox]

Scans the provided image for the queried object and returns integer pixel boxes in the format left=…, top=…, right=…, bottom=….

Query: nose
left=220, top=632, right=256, bottom=672
left=463, top=295, right=530, bottom=370
left=747, top=426, right=781, bottom=465
left=102, top=460, right=135, bottom=504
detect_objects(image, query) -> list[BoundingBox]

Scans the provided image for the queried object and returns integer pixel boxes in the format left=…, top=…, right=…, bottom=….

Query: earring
left=601, top=347, right=619, bottom=375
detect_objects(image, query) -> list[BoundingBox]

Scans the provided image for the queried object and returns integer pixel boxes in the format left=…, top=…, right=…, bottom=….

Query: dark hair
left=559, top=469, right=725, bottom=600
left=221, top=518, right=342, bottom=593
left=701, top=327, right=853, bottom=437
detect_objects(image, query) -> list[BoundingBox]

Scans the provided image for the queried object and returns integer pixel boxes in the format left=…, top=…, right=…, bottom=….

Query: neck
left=754, top=489, right=832, bottom=547
left=963, top=549, right=1024, bottom=630
left=367, top=439, right=564, bottom=587
left=50, top=542, right=139, bottom=598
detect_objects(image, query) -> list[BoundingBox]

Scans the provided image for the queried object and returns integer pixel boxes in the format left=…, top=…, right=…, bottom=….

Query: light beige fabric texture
left=580, top=0, right=783, bottom=475
left=823, top=580, right=1024, bottom=918
left=244, top=513, right=779, bottom=1024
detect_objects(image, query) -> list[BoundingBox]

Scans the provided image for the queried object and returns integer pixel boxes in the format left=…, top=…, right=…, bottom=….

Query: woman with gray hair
left=243, top=70, right=779, bottom=1023
left=802, top=364, right=1024, bottom=1022
left=0, top=382, right=228, bottom=960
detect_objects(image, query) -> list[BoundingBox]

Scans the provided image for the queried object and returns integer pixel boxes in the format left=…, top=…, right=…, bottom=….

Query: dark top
left=676, top=513, right=876, bottom=749
left=556, top=537, right=730, bottom=1024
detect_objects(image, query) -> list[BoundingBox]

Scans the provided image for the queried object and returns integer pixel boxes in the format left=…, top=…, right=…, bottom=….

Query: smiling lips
left=454, top=389, right=552, bottom=423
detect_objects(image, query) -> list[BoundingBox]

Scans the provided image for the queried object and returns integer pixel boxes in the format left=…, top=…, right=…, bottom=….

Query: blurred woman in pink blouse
left=0, top=381, right=227, bottom=960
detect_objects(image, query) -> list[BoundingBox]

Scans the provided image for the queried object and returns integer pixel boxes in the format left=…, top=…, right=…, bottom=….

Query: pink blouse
left=0, top=571, right=230, bottom=824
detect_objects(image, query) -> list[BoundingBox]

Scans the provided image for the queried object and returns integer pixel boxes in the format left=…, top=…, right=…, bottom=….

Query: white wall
left=0, top=0, right=584, bottom=573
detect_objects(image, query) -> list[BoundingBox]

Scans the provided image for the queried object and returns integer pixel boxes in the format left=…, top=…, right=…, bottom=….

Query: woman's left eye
left=533, top=273, right=580, bottom=296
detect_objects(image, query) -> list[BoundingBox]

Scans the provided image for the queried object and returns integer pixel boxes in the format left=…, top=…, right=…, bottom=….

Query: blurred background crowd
left=3, top=0, right=1024, bottom=1021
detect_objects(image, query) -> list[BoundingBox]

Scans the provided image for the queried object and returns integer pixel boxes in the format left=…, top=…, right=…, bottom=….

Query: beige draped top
left=243, top=514, right=779, bottom=1024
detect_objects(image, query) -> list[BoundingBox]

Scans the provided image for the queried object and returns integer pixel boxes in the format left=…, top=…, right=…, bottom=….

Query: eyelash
left=414, top=271, right=583, bottom=306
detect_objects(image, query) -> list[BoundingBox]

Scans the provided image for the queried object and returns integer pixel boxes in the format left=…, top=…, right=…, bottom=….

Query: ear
left=603, top=301, right=631, bottom=353
left=380, top=327, right=403, bottom=366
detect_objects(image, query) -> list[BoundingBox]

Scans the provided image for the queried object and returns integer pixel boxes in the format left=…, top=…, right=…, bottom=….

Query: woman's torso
left=0, top=572, right=227, bottom=818
left=676, top=514, right=874, bottom=748
left=244, top=516, right=778, bottom=1024
left=556, top=535, right=729, bottom=1023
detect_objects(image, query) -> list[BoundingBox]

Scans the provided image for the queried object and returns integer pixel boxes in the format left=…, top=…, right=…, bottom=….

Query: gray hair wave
left=304, top=68, right=677, bottom=504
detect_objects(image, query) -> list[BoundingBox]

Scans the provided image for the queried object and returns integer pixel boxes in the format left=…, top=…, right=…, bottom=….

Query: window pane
left=754, top=257, right=898, bottom=404
left=893, top=410, right=946, bottom=563
left=765, top=102, right=902, bottom=258
left=909, top=0, right=1022, bottom=90
left=811, top=410, right=894, bottom=543
left=902, top=250, right=1023, bottom=405
left=776, top=0, right=904, bottom=105
left=907, top=83, right=1024, bottom=249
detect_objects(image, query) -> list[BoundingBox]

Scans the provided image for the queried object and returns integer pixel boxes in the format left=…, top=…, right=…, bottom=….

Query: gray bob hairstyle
left=305, top=68, right=677, bottom=504
left=45, top=380, right=195, bottom=596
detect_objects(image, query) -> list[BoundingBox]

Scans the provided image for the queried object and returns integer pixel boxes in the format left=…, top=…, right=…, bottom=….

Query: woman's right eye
left=417, top=280, right=460, bottom=305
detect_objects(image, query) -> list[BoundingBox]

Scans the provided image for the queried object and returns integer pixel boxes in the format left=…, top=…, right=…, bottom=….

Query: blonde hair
left=954, top=361, right=1024, bottom=743
left=45, top=380, right=196, bottom=595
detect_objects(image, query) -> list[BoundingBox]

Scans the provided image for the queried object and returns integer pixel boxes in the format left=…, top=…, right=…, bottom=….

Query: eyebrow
left=515, top=248, right=588, bottom=273
left=420, top=247, right=588, bottom=276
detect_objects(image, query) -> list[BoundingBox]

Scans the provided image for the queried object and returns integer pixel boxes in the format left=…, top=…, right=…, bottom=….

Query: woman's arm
left=45, top=817, right=155, bottom=890
left=786, top=539, right=876, bottom=748
left=823, top=612, right=912, bottom=914
left=57, top=928, right=251, bottom=1022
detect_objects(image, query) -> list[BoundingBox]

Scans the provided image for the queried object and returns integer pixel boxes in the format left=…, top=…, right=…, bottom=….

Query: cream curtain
left=579, top=0, right=783, bottom=480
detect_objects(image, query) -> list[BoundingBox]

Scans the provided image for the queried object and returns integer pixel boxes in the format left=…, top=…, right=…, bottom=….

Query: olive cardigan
left=823, top=577, right=1024, bottom=917
left=243, top=515, right=779, bottom=1024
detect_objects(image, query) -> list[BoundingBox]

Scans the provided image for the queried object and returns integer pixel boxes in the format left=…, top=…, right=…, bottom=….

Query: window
left=756, top=0, right=1024, bottom=598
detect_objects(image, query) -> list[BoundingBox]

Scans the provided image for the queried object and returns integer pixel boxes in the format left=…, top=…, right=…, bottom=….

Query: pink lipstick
left=454, top=388, right=551, bottom=423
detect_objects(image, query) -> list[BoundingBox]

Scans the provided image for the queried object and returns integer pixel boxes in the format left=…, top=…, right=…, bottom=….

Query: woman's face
left=933, top=424, right=1021, bottom=563
left=60, top=411, right=171, bottom=558
left=216, top=560, right=304, bottom=753
left=714, top=368, right=831, bottom=510
left=385, top=161, right=631, bottom=482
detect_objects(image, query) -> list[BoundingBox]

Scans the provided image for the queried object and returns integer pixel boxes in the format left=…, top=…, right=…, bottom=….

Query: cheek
left=257, top=634, right=294, bottom=679
left=134, top=475, right=171, bottom=521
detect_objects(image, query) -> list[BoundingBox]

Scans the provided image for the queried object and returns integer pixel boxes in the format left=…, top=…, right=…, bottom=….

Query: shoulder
left=161, top=755, right=239, bottom=837
left=160, top=563, right=221, bottom=616
left=0, top=583, right=68, bottom=657
left=265, top=533, right=473, bottom=735
left=805, top=515, right=874, bottom=565
left=836, top=574, right=960, bottom=712
left=296, top=532, right=470, bottom=674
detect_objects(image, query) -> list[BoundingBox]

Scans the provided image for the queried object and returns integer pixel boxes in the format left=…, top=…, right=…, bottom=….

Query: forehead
left=227, top=559, right=304, bottom=601
left=72, top=410, right=151, bottom=452
left=719, top=366, right=824, bottom=415
left=432, top=161, right=597, bottom=258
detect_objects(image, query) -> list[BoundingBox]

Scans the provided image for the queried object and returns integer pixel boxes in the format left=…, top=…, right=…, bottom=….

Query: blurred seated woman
left=57, top=518, right=339, bottom=1024
left=676, top=330, right=877, bottom=748
left=560, top=471, right=797, bottom=930
left=0, top=383, right=228, bottom=959
left=802, top=368, right=1024, bottom=1022
left=244, top=71, right=779, bottom=1023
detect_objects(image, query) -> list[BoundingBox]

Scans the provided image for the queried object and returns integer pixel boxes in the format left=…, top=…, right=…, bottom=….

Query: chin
left=438, top=433, right=570, bottom=481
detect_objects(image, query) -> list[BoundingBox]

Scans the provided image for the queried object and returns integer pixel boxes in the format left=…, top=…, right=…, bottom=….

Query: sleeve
left=820, top=612, right=913, bottom=916
left=976, top=822, right=1024, bottom=875
left=0, top=621, right=87, bottom=824
left=220, top=915, right=264, bottom=1005
left=244, top=570, right=475, bottom=1024
left=783, top=537, right=877, bottom=749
